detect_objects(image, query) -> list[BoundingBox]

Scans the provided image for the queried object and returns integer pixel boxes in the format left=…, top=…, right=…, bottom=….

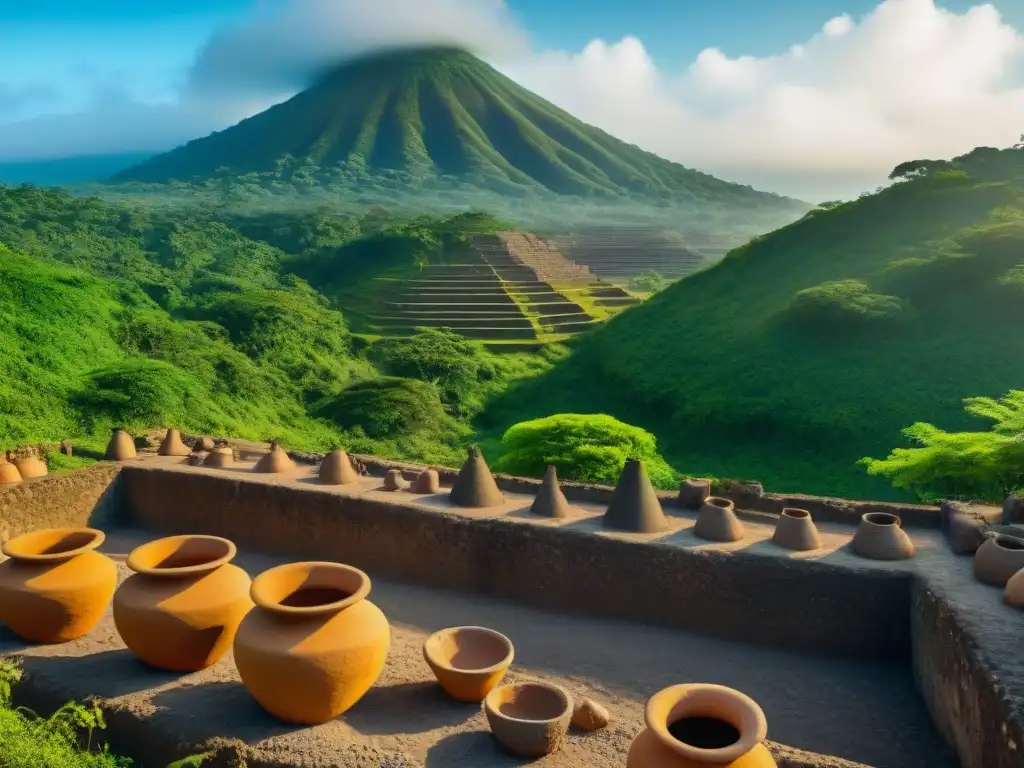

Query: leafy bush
left=316, top=377, right=455, bottom=440
left=73, top=359, right=204, bottom=431
left=861, top=390, right=1024, bottom=502
left=787, top=279, right=908, bottom=328
left=627, top=271, right=667, bottom=294
left=493, top=413, right=678, bottom=488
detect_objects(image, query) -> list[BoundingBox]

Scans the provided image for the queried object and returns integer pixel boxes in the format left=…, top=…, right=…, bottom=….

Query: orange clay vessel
left=233, top=561, right=391, bottom=724
left=423, top=625, right=514, bottom=702
left=0, top=528, right=117, bottom=644
left=0, top=461, right=22, bottom=485
left=113, top=535, right=252, bottom=671
left=13, top=456, right=47, bottom=479
left=627, top=684, right=777, bottom=768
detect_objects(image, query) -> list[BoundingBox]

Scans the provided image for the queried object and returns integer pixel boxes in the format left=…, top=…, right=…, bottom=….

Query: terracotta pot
left=485, top=681, right=573, bottom=758
left=113, top=535, right=252, bottom=671
left=851, top=513, right=915, bottom=560
left=627, top=684, right=776, bottom=768
left=0, top=528, right=117, bottom=644
left=105, top=429, right=137, bottom=461
left=693, top=497, right=745, bottom=543
left=234, top=561, right=390, bottom=724
left=383, top=469, right=409, bottom=491
left=0, top=461, right=22, bottom=485
left=771, top=508, right=822, bottom=552
left=254, top=443, right=295, bottom=474
left=13, top=456, right=47, bottom=479
left=158, top=428, right=191, bottom=457
left=423, top=625, right=514, bottom=702
left=974, top=534, right=1024, bottom=587
left=412, top=469, right=441, bottom=494
left=204, top=447, right=234, bottom=468
left=679, top=478, right=711, bottom=510
left=319, top=450, right=359, bottom=485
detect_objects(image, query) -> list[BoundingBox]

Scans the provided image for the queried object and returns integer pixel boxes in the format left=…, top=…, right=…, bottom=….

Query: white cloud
left=1, top=0, right=1022, bottom=200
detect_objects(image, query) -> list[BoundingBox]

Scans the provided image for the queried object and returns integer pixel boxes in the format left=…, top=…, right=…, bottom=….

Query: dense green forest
left=480, top=144, right=1024, bottom=501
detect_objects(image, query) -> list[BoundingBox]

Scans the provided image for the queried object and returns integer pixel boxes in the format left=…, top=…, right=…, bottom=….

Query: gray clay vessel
left=851, top=512, right=915, bottom=560
left=693, top=497, right=745, bottom=543
left=974, top=533, right=1024, bottom=586
left=772, top=508, right=822, bottom=551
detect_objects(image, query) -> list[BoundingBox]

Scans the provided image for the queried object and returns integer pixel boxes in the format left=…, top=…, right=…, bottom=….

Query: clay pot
left=627, top=684, right=776, bottom=768
left=974, top=534, right=1024, bottom=587
left=254, top=443, right=295, bottom=474
left=771, top=508, right=822, bottom=552
left=851, top=513, right=915, bottom=561
left=204, top=447, right=234, bottom=468
left=412, top=469, right=441, bottom=494
left=679, top=478, right=711, bottom=510
left=105, top=429, right=137, bottom=460
left=423, top=625, right=514, bottom=702
left=383, top=469, right=409, bottom=491
left=234, top=561, right=391, bottom=724
left=1004, top=566, right=1024, bottom=607
left=485, top=681, right=573, bottom=758
left=158, top=428, right=191, bottom=457
left=0, top=528, right=117, bottom=644
left=0, top=461, right=22, bottom=485
left=693, top=497, right=744, bottom=543
left=13, top=456, right=47, bottom=479
left=113, top=535, right=253, bottom=671
left=319, top=450, right=359, bottom=485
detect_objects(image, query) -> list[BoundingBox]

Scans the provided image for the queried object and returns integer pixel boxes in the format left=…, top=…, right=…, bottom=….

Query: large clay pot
left=423, top=625, right=514, bottom=702
left=627, top=684, right=777, bottom=768
left=233, top=561, right=391, bottom=724
left=0, top=461, right=22, bottom=485
left=113, top=535, right=252, bottom=671
left=13, top=456, right=47, bottom=479
left=771, top=508, right=822, bottom=552
left=974, top=534, right=1024, bottom=587
left=1004, top=566, right=1024, bottom=607
left=158, top=428, right=191, bottom=457
left=851, top=512, right=915, bottom=560
left=693, top=497, right=745, bottom=543
left=0, top=528, right=117, bottom=644
left=485, top=681, right=573, bottom=758
left=105, top=429, right=137, bottom=461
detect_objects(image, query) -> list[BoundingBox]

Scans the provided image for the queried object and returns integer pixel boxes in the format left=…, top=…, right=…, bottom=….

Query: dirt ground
left=0, top=528, right=957, bottom=768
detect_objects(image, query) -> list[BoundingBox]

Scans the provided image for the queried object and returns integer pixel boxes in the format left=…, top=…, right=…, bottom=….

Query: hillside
left=480, top=144, right=1024, bottom=500
left=113, top=48, right=805, bottom=218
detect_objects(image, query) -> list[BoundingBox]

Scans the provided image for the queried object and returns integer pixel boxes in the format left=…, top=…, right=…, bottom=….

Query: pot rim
left=423, top=625, right=515, bottom=675
left=992, top=534, right=1024, bottom=551
left=2, top=527, right=106, bottom=562
left=484, top=680, right=572, bottom=725
left=781, top=508, right=810, bottom=519
left=862, top=512, right=900, bottom=527
left=703, top=496, right=734, bottom=510
left=250, top=560, right=371, bottom=616
left=645, top=683, right=767, bottom=762
left=126, top=534, right=237, bottom=578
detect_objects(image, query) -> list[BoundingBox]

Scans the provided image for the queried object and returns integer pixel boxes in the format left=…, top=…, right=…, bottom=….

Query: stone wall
left=120, top=466, right=910, bottom=659
left=0, top=463, right=121, bottom=542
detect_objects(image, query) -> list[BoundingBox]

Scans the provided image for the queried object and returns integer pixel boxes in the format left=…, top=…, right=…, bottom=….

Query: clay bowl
left=484, top=681, right=573, bottom=758
left=423, top=626, right=514, bottom=702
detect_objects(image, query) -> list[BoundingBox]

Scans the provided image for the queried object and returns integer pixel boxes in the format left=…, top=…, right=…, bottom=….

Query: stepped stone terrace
left=1, top=435, right=1022, bottom=768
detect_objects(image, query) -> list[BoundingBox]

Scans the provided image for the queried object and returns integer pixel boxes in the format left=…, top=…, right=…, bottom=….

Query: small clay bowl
left=484, top=681, right=573, bottom=758
left=423, top=626, right=514, bottom=702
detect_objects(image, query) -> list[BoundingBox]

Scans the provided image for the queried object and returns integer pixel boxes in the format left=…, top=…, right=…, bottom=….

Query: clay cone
left=383, top=469, right=409, bottom=491
left=319, top=450, right=358, bottom=485
left=159, top=428, right=191, bottom=457
left=603, top=460, right=668, bottom=533
left=105, top=429, right=137, bottom=460
left=772, top=508, right=822, bottom=551
left=531, top=465, right=571, bottom=519
left=450, top=447, right=504, bottom=508
left=254, top=443, right=296, bottom=474
left=412, top=469, right=440, bottom=494
left=204, top=447, right=234, bottom=468
left=694, top=497, right=745, bottom=542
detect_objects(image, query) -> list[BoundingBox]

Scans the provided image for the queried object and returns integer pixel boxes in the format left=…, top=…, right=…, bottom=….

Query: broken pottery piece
left=603, top=460, right=668, bottom=533
left=771, top=508, right=822, bottom=552
left=678, top=478, right=711, bottom=510
left=412, top=469, right=440, bottom=494
left=531, top=465, right=571, bottom=519
left=572, top=698, right=611, bottom=731
left=449, top=447, right=504, bottom=508
left=694, top=497, right=745, bottom=543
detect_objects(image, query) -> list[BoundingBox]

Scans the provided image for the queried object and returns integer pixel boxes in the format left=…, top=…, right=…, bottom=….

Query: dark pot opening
left=280, top=586, right=353, bottom=608
left=864, top=512, right=898, bottom=526
left=782, top=508, right=809, bottom=519
left=995, top=535, right=1024, bottom=551
left=668, top=716, right=741, bottom=750
left=706, top=497, right=731, bottom=509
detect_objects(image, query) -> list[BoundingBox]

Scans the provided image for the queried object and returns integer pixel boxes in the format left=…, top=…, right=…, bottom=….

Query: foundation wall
left=910, top=581, right=1024, bottom=768
left=0, top=463, right=122, bottom=541
left=120, top=466, right=911, bottom=659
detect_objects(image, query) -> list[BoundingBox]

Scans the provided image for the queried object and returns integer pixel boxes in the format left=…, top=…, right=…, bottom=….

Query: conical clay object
left=383, top=469, right=409, bottom=491
left=852, top=513, right=915, bottom=560
left=772, top=508, right=822, bottom=551
left=159, top=428, right=191, bottom=457
left=1004, top=566, right=1024, bottom=607
left=450, top=447, right=505, bottom=508
left=254, top=443, right=296, bottom=474
left=412, top=469, right=440, bottom=494
left=204, top=447, right=235, bottom=468
left=975, top=534, right=1024, bottom=586
left=694, top=497, right=745, bottom=542
left=603, top=460, right=668, bottom=533
left=0, top=461, right=22, bottom=485
left=105, top=429, right=137, bottom=461
left=531, top=465, right=571, bottom=519
left=319, top=450, right=359, bottom=485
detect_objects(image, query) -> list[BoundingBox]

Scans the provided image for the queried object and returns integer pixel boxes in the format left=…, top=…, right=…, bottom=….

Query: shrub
left=493, top=413, right=678, bottom=488
left=787, top=279, right=907, bottom=328
left=73, top=359, right=203, bottom=431
left=316, top=377, right=454, bottom=440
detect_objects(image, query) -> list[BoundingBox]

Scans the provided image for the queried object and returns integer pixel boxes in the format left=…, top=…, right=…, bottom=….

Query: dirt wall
left=121, top=466, right=910, bottom=659
left=0, top=463, right=121, bottom=541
